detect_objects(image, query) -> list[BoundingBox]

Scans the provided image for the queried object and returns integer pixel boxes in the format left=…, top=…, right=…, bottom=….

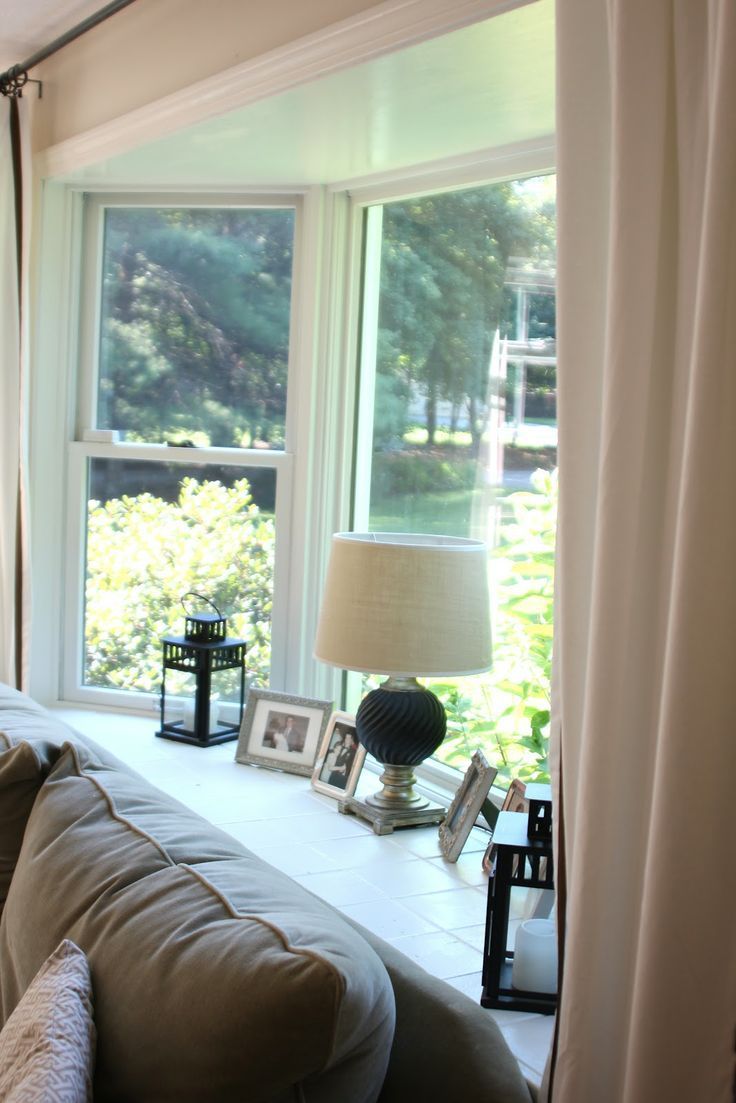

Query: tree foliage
left=85, top=478, right=274, bottom=695
left=99, top=207, right=294, bottom=449
left=375, top=180, right=556, bottom=449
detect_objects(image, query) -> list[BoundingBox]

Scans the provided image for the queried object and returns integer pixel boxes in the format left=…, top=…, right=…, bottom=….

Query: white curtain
left=550, top=1, right=736, bottom=1101
left=0, top=95, right=31, bottom=688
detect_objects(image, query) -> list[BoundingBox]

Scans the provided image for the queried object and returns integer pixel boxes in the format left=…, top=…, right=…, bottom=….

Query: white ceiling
left=58, top=0, right=554, bottom=191
left=0, top=0, right=102, bottom=67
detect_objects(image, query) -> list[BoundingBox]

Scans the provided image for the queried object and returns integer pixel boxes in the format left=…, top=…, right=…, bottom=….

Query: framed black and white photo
left=439, top=750, right=498, bottom=863
left=235, top=689, right=332, bottom=777
left=311, top=712, right=366, bottom=799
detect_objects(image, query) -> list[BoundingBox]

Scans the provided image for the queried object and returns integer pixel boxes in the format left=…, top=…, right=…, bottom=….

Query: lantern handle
left=181, top=592, right=223, bottom=619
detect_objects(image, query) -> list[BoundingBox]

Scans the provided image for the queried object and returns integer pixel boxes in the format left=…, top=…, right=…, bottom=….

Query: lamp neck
left=381, top=675, right=422, bottom=693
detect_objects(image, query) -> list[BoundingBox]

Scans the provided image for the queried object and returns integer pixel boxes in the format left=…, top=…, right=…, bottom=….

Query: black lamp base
left=350, top=677, right=448, bottom=831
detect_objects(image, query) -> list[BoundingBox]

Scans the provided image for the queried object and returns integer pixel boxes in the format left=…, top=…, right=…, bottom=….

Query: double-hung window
left=66, top=196, right=300, bottom=708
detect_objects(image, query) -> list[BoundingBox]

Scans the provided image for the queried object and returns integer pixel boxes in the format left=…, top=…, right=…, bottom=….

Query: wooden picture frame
left=438, top=750, right=498, bottom=863
left=235, top=688, right=331, bottom=777
left=482, top=778, right=529, bottom=873
left=311, top=712, right=366, bottom=799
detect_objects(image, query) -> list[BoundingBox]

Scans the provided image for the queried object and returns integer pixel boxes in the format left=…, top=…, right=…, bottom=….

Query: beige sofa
left=0, top=683, right=535, bottom=1102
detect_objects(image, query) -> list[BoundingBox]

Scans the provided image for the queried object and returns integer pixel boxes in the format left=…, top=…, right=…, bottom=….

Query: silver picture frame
left=235, top=688, right=332, bottom=777
left=439, top=749, right=498, bottom=863
left=311, top=711, right=367, bottom=799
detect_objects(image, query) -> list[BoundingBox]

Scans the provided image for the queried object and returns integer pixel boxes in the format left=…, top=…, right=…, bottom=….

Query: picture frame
left=311, top=712, right=366, bottom=800
left=235, top=689, right=332, bottom=777
left=438, top=750, right=498, bottom=863
left=482, top=778, right=529, bottom=873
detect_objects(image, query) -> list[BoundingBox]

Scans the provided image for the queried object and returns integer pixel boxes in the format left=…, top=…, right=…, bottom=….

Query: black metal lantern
left=157, top=593, right=247, bottom=748
left=481, top=783, right=557, bottom=1015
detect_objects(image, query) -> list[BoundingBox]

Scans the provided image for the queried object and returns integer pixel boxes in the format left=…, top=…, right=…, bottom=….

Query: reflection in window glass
left=98, top=207, right=294, bottom=449
left=364, top=177, right=556, bottom=784
left=83, top=460, right=275, bottom=696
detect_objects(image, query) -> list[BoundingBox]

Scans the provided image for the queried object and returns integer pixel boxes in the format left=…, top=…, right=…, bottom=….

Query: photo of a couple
left=312, top=713, right=366, bottom=799
left=261, top=711, right=307, bottom=753
left=319, top=723, right=358, bottom=790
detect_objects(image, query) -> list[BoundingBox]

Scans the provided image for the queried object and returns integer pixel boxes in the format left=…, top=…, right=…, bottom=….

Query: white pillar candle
left=512, top=918, right=558, bottom=993
left=182, top=698, right=219, bottom=733
left=182, top=700, right=196, bottom=731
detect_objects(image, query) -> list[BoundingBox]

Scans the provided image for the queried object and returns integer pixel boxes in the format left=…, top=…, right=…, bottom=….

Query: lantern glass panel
left=83, top=459, right=275, bottom=696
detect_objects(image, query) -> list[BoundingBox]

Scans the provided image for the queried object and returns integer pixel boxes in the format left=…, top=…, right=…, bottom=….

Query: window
left=67, top=198, right=298, bottom=706
left=354, top=177, right=557, bottom=784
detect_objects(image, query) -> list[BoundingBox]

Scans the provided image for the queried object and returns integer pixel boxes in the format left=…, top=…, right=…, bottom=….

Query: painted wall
left=30, top=0, right=384, bottom=151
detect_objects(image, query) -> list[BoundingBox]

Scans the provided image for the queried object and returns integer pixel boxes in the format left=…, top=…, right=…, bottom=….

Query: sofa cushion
left=0, top=742, right=394, bottom=1103
left=0, top=739, right=62, bottom=919
left=0, top=939, right=95, bottom=1103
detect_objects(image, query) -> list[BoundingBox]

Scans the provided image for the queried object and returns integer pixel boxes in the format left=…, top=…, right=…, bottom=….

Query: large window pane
left=97, top=207, right=294, bottom=448
left=362, top=177, right=556, bottom=784
left=83, top=460, right=275, bottom=696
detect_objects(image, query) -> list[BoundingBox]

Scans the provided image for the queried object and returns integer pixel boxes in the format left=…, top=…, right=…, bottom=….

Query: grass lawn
left=369, top=487, right=499, bottom=537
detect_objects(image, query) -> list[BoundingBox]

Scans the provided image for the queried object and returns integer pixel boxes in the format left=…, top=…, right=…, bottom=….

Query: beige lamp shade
left=314, top=532, right=492, bottom=678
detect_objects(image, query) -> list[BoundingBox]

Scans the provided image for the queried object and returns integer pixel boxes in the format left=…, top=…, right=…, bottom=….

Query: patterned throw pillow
left=0, top=939, right=95, bottom=1103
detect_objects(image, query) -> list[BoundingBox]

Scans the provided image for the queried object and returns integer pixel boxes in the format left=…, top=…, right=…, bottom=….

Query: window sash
left=65, top=193, right=304, bottom=710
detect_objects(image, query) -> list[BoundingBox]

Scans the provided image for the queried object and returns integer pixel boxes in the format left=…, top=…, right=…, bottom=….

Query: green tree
left=376, top=181, right=555, bottom=450
left=99, top=207, right=294, bottom=449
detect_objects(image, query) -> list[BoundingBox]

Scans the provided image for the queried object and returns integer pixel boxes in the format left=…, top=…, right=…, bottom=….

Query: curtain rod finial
left=0, top=66, right=28, bottom=99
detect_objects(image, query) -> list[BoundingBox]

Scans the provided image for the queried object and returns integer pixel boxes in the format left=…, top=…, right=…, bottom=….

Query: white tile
left=248, top=843, right=341, bottom=876
left=402, top=886, right=488, bottom=929
left=311, top=834, right=414, bottom=869
left=517, top=1060, right=543, bottom=1090
left=428, top=851, right=490, bottom=888
left=292, top=870, right=384, bottom=907
left=463, top=826, right=494, bottom=854
left=388, top=931, right=484, bottom=980
left=450, top=923, right=486, bottom=950
left=224, top=811, right=372, bottom=850
left=338, top=898, right=440, bottom=940
left=357, top=857, right=462, bottom=898
left=444, top=971, right=484, bottom=1002
left=388, top=826, right=444, bottom=858
left=487, top=1008, right=540, bottom=1028
left=500, top=1015, right=555, bottom=1076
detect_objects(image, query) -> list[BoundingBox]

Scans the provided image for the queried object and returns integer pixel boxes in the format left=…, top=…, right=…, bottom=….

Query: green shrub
left=84, top=477, right=274, bottom=696
left=432, top=468, right=556, bottom=785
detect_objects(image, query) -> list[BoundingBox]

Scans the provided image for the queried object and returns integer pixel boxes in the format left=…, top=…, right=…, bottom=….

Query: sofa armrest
left=341, top=917, right=536, bottom=1103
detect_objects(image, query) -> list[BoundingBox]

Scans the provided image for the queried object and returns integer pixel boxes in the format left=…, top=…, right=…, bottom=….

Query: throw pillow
left=0, top=939, right=95, bottom=1103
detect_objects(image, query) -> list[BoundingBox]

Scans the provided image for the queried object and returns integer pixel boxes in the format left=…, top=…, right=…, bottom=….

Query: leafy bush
left=432, top=468, right=556, bottom=784
left=85, top=477, right=274, bottom=696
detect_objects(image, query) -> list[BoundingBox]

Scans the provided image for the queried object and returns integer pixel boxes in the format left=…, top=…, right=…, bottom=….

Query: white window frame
left=28, top=138, right=554, bottom=805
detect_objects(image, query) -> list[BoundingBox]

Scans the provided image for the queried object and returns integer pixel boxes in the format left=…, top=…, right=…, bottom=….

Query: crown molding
left=38, top=0, right=536, bottom=180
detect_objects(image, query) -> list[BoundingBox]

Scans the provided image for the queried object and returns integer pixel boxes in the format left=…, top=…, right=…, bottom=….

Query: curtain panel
left=551, top=1, right=736, bottom=1101
left=0, top=95, right=31, bottom=688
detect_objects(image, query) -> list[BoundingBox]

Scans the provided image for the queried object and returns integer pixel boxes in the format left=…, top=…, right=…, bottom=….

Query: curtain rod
left=1, top=0, right=138, bottom=97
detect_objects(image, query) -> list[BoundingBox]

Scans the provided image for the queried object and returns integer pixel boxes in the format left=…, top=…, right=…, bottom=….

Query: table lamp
left=314, top=532, right=491, bottom=833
